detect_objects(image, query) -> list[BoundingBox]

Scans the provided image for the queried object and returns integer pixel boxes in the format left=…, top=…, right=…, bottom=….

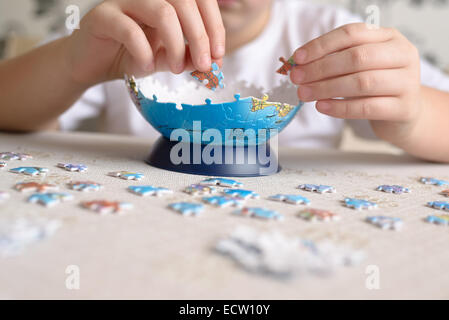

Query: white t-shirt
left=60, top=0, right=449, bottom=148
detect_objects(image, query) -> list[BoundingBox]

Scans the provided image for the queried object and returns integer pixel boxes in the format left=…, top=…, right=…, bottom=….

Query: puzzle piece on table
left=68, top=181, right=102, bottom=192
left=276, top=56, right=298, bottom=75
left=169, top=202, right=204, bottom=217
left=233, top=207, right=284, bottom=221
left=376, top=185, right=411, bottom=194
left=14, top=182, right=59, bottom=193
left=223, top=189, right=260, bottom=200
left=202, top=196, right=244, bottom=208
left=344, top=198, right=378, bottom=210
left=82, top=200, right=133, bottom=215
left=184, top=184, right=217, bottom=196
left=426, top=215, right=449, bottom=226
left=0, top=162, right=6, bottom=169
left=108, top=171, right=144, bottom=181
left=0, top=152, right=32, bottom=161
left=9, top=167, right=48, bottom=176
left=269, top=194, right=311, bottom=205
left=298, top=184, right=336, bottom=194
left=366, top=216, right=403, bottom=231
left=0, top=191, right=10, bottom=202
left=420, top=177, right=449, bottom=187
left=128, top=185, right=173, bottom=197
left=442, top=190, right=449, bottom=197
left=427, top=201, right=449, bottom=211
left=57, top=163, right=88, bottom=172
left=190, top=62, right=225, bottom=91
left=200, top=178, right=243, bottom=188
left=298, top=208, right=340, bottom=222
left=28, top=192, right=73, bottom=207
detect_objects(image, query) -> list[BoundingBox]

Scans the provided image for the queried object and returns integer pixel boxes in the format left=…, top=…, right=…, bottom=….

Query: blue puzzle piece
left=128, top=185, right=173, bottom=197
left=184, top=184, right=217, bottom=195
left=376, top=185, right=410, bottom=194
left=57, top=163, right=88, bottom=172
left=169, top=202, right=204, bottom=217
left=9, top=167, right=48, bottom=176
left=427, top=201, right=449, bottom=211
left=344, top=198, right=378, bottom=210
left=0, top=152, right=32, bottom=161
left=108, top=171, right=144, bottom=181
left=420, top=178, right=449, bottom=187
left=298, top=184, right=336, bottom=194
left=269, top=194, right=310, bottom=205
left=223, top=189, right=260, bottom=200
left=68, top=181, right=102, bottom=192
left=200, top=178, right=243, bottom=188
left=233, top=207, right=284, bottom=221
left=426, top=215, right=449, bottom=225
left=366, top=216, right=403, bottom=230
left=28, top=192, right=73, bottom=207
left=202, top=196, right=244, bottom=208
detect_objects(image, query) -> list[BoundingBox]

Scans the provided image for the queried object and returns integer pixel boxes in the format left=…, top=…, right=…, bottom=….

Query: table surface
left=0, top=131, right=448, bottom=299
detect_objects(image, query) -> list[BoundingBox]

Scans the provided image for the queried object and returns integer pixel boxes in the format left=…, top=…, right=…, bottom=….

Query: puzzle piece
left=420, top=177, right=449, bottom=187
left=0, top=152, right=32, bottom=161
left=82, top=200, right=133, bottom=215
left=0, top=162, right=6, bottom=169
left=298, top=208, right=340, bottom=222
left=344, top=198, right=378, bottom=210
left=9, top=167, right=48, bottom=176
left=0, top=191, right=10, bottom=202
left=426, top=215, right=449, bottom=226
left=28, top=192, right=73, bottom=207
left=223, top=189, right=260, bottom=200
left=190, top=62, right=225, bottom=91
left=128, top=185, right=173, bottom=197
left=442, top=190, right=449, bottom=197
left=276, top=56, right=297, bottom=75
left=184, top=184, right=217, bottom=196
left=366, top=216, right=403, bottom=231
left=68, top=181, right=102, bottom=192
left=298, top=184, right=336, bottom=194
left=202, top=196, right=244, bottom=208
left=427, top=201, right=449, bottom=211
left=57, top=163, right=88, bottom=172
left=169, top=202, right=204, bottom=217
left=233, top=207, right=284, bottom=221
left=108, top=171, right=144, bottom=181
left=269, top=194, right=310, bottom=205
left=200, top=178, right=243, bottom=188
left=14, top=182, right=58, bottom=193
left=376, top=185, right=411, bottom=194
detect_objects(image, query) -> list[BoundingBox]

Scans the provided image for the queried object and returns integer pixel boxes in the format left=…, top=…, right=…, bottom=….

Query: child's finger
left=196, top=0, right=226, bottom=60
left=293, top=23, right=397, bottom=65
left=297, top=69, right=408, bottom=102
left=315, top=97, right=404, bottom=121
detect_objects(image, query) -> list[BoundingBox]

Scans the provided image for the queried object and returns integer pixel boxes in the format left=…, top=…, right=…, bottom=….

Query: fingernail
left=318, top=101, right=331, bottom=111
left=298, top=86, right=312, bottom=100
left=215, top=45, right=225, bottom=57
left=292, top=68, right=305, bottom=83
left=199, top=53, right=211, bottom=70
left=294, top=49, right=307, bottom=64
left=175, top=62, right=184, bottom=73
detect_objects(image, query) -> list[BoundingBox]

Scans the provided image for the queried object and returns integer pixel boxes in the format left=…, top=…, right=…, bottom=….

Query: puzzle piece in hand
left=269, top=194, right=310, bottom=205
left=376, top=185, right=411, bottom=194
left=200, top=178, right=243, bottom=188
left=427, top=201, right=449, bottom=211
left=276, top=56, right=298, bottom=75
left=426, top=215, right=449, bottom=226
left=68, top=181, right=102, bottom=192
left=202, top=196, right=244, bottom=208
left=190, top=62, right=225, bottom=91
left=82, top=200, right=133, bottom=215
left=0, top=152, right=32, bottom=161
left=298, top=184, right=336, bottom=194
left=0, top=191, right=10, bottom=202
left=9, top=167, right=48, bottom=176
left=344, top=198, right=378, bottom=210
left=366, top=216, right=403, bottom=231
left=420, top=177, right=449, bottom=187
left=108, top=171, right=144, bottom=181
left=14, top=182, right=58, bottom=193
left=169, top=202, right=204, bottom=217
left=57, top=163, right=88, bottom=172
left=128, top=185, right=173, bottom=197
left=0, top=162, right=6, bottom=169
left=223, top=189, right=260, bottom=200
left=442, top=190, right=449, bottom=197
left=28, top=192, right=73, bottom=207
left=298, top=208, right=340, bottom=222
left=184, top=184, right=217, bottom=196
left=233, top=207, right=284, bottom=221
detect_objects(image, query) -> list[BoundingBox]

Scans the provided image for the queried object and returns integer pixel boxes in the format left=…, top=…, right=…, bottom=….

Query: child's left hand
left=290, top=23, right=422, bottom=143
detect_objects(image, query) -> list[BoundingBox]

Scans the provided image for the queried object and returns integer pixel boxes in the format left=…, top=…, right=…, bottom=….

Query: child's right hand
left=66, top=0, right=225, bottom=86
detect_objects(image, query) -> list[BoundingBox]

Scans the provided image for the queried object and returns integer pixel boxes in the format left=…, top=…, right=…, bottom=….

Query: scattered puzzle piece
left=269, top=194, right=310, bottom=205
left=376, top=185, right=411, bottom=194
left=108, top=171, right=144, bottom=181
left=366, top=216, right=403, bottom=231
left=14, top=182, right=58, bottom=193
left=441, top=190, right=449, bottom=197
left=82, top=200, right=133, bottom=215
left=426, top=215, right=449, bottom=226
left=344, top=198, right=378, bottom=210
left=233, top=207, right=284, bottom=221
left=202, top=196, right=244, bottom=208
left=28, top=192, right=73, bottom=207
left=298, top=208, right=340, bottom=222
left=0, top=152, right=32, bottom=161
left=184, top=184, right=217, bottom=196
left=9, top=167, right=48, bottom=176
left=223, top=189, right=260, bottom=200
left=420, top=177, right=449, bottom=187
left=57, top=163, right=88, bottom=172
left=0, top=162, right=6, bottom=169
left=0, top=191, right=10, bottom=202
left=276, top=56, right=297, bottom=75
left=68, top=181, right=102, bottom=192
left=298, top=184, right=336, bottom=194
left=128, top=185, right=173, bottom=197
left=190, top=62, right=225, bottom=91
left=169, top=202, right=204, bottom=217
left=427, top=201, right=449, bottom=211
left=200, top=178, right=243, bottom=188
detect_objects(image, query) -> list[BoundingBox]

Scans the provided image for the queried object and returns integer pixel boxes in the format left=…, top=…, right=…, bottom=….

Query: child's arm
left=0, top=0, right=225, bottom=132
left=290, top=23, right=449, bottom=163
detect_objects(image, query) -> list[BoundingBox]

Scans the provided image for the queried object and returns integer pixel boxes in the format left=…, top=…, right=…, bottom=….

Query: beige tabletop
left=0, top=131, right=448, bottom=299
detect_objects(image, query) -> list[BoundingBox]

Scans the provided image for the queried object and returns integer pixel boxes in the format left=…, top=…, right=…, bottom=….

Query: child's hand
left=66, top=0, right=225, bottom=85
left=290, top=23, right=422, bottom=144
